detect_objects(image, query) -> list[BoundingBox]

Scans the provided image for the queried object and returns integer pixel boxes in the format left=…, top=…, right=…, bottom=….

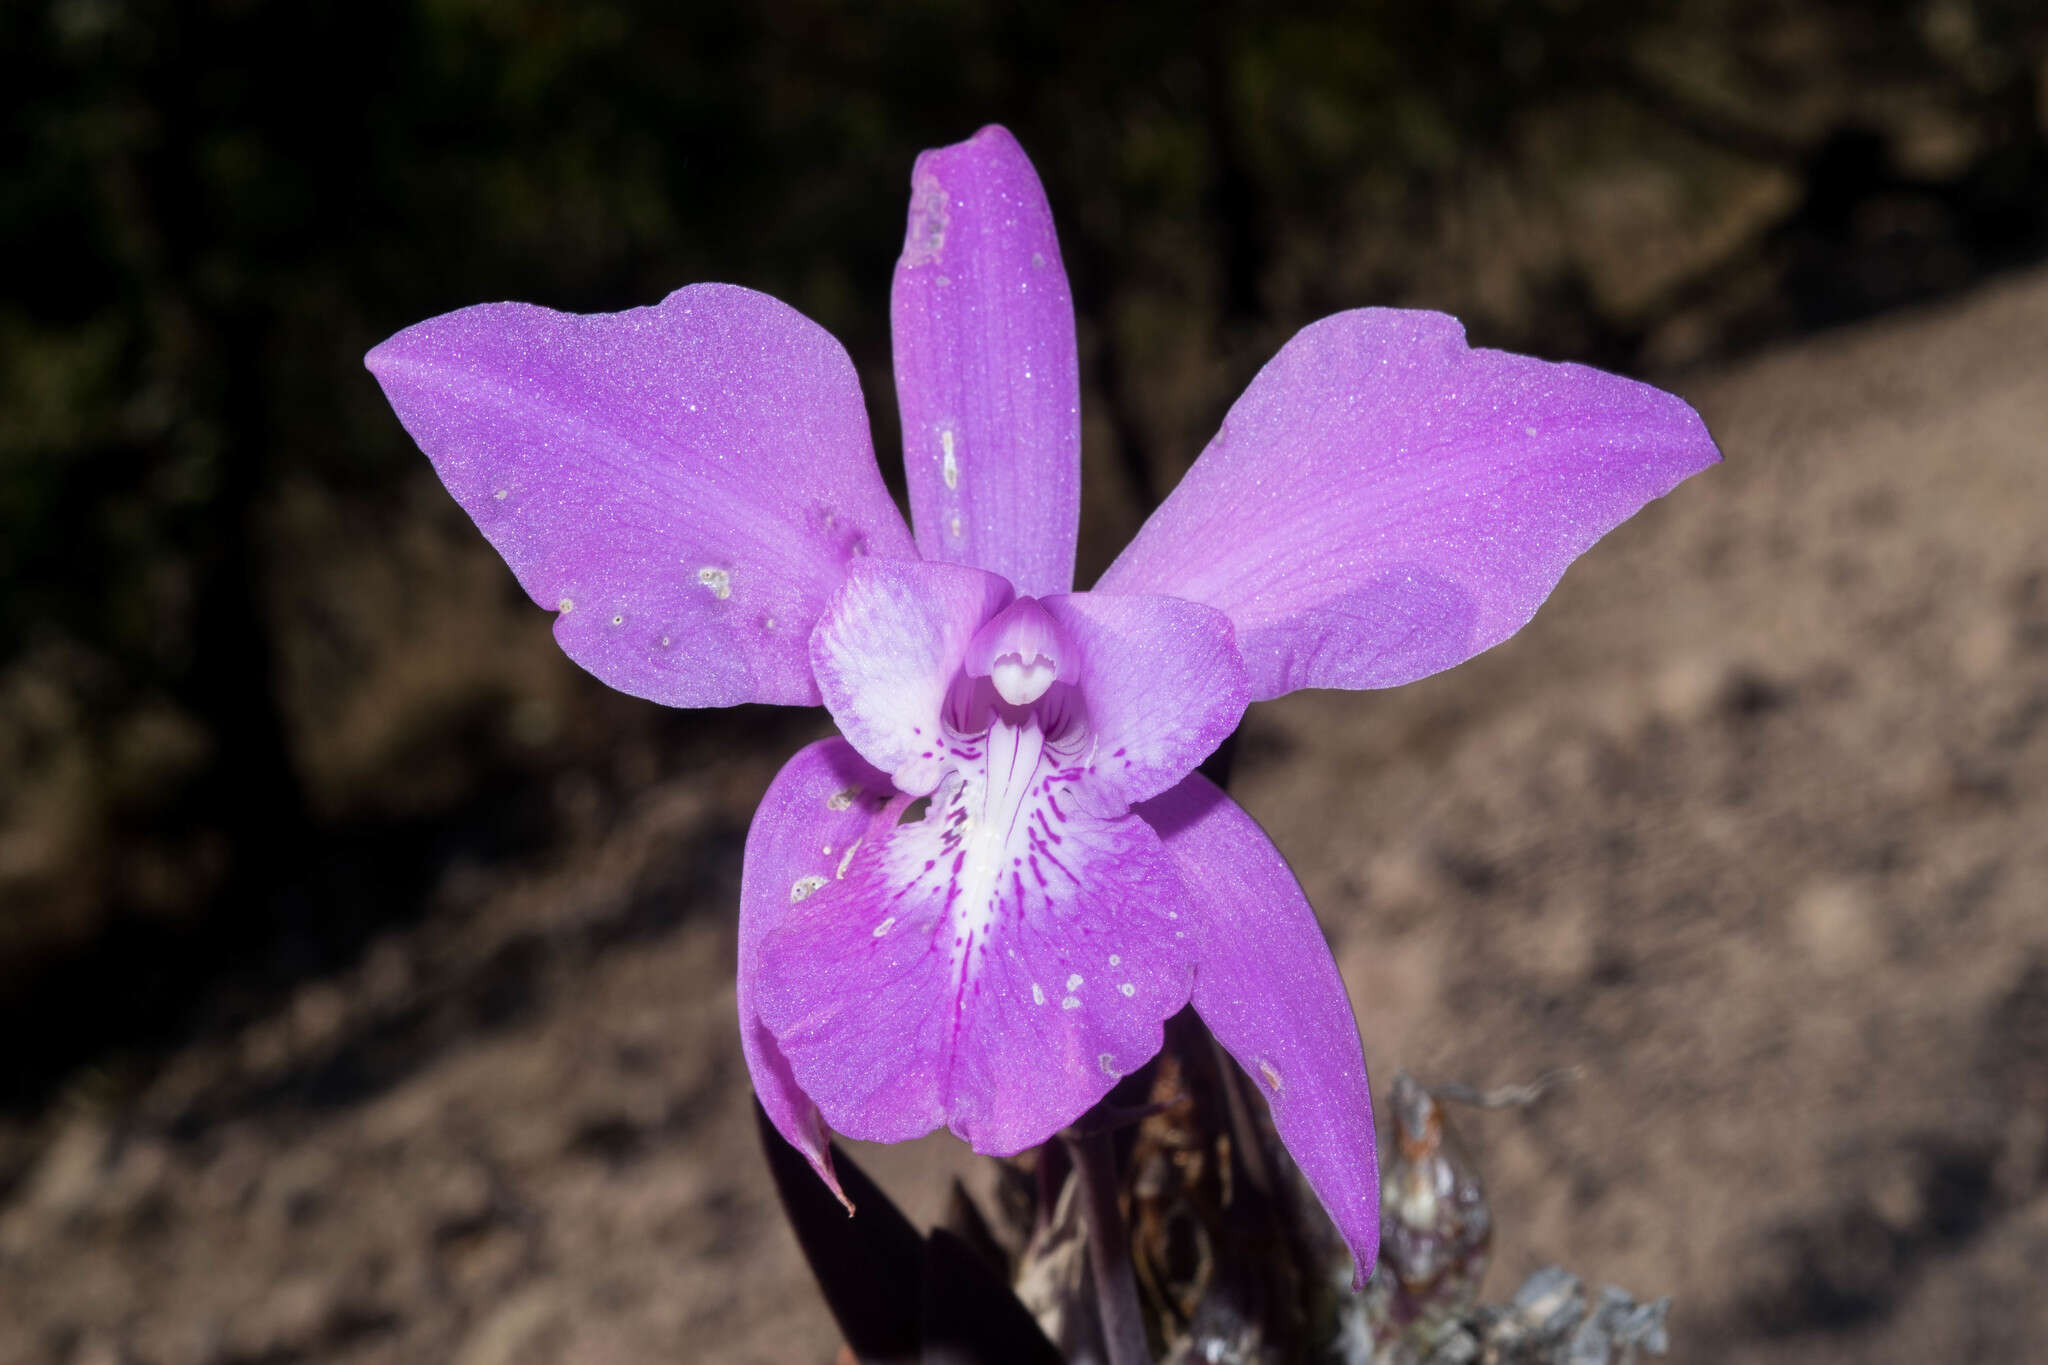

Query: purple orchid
left=365, top=125, right=1719, bottom=1284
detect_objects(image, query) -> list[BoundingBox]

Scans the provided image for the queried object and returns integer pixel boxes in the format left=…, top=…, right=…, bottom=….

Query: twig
left=1430, top=1066, right=1584, bottom=1110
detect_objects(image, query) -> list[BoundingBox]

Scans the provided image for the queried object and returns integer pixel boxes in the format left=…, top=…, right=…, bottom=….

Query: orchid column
left=366, top=123, right=1719, bottom=1356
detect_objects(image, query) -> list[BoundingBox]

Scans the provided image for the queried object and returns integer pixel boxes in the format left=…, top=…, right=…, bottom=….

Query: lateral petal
left=754, top=724, right=1197, bottom=1156
left=1137, top=773, right=1381, bottom=1285
left=738, top=739, right=904, bottom=1207
left=1098, top=309, right=1721, bottom=700
left=366, top=283, right=915, bottom=708
left=809, top=559, right=1015, bottom=795
left=892, top=125, right=1082, bottom=598
left=1040, top=592, right=1249, bottom=810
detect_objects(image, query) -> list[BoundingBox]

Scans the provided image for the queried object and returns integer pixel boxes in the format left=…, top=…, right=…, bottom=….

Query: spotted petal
left=1138, top=774, right=1381, bottom=1286
left=1099, top=309, right=1721, bottom=699
left=753, top=724, right=1197, bottom=1155
left=738, top=738, right=904, bottom=1206
left=892, top=125, right=1081, bottom=597
left=366, top=283, right=915, bottom=708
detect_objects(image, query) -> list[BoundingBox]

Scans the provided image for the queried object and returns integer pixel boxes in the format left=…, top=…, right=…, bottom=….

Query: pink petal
left=809, top=559, right=1015, bottom=795
left=1137, top=774, right=1381, bottom=1286
left=891, top=125, right=1081, bottom=598
left=1039, top=592, right=1249, bottom=810
left=739, top=738, right=904, bottom=1207
left=365, top=284, right=915, bottom=708
left=753, top=721, right=1197, bottom=1156
left=1098, top=309, right=1721, bottom=700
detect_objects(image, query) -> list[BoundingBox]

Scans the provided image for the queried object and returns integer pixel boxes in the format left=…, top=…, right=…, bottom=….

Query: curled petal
left=366, top=284, right=914, bottom=708
left=892, top=125, right=1081, bottom=597
left=1039, top=592, right=1249, bottom=810
left=739, top=739, right=904, bottom=1207
left=809, top=559, right=1014, bottom=795
left=1099, top=309, right=1721, bottom=699
left=1137, top=773, right=1381, bottom=1285
left=754, top=722, right=1196, bottom=1156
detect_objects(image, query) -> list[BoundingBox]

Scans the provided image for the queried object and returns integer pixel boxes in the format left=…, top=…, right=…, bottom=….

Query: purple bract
left=365, top=125, right=1720, bottom=1285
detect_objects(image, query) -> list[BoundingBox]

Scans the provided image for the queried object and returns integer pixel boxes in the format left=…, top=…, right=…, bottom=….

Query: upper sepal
left=892, top=125, right=1082, bottom=598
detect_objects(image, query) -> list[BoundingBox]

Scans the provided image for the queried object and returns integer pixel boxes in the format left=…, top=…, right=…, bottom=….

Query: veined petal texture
left=892, top=125, right=1082, bottom=598
left=366, top=283, right=915, bottom=708
left=754, top=730, right=1197, bottom=1157
left=1038, top=592, right=1248, bottom=810
left=1099, top=309, right=1721, bottom=700
left=1137, top=774, right=1382, bottom=1285
left=738, top=739, right=903, bottom=1207
left=809, top=559, right=1015, bottom=796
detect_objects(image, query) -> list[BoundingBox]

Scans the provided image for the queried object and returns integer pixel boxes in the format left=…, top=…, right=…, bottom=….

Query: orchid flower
left=365, top=125, right=1719, bottom=1284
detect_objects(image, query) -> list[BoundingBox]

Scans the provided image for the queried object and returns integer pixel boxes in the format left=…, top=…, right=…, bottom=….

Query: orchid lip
left=964, top=595, right=1071, bottom=708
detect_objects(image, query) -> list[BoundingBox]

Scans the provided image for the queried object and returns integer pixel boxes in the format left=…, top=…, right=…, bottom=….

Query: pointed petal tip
left=1139, top=775, right=1384, bottom=1291
left=794, top=1133, right=855, bottom=1216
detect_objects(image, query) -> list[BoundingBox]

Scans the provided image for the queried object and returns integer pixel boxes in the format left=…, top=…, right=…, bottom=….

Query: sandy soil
left=2, top=266, right=2044, bottom=1365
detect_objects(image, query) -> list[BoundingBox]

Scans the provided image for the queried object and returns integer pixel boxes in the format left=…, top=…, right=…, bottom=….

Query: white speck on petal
left=557, top=597, right=574, bottom=614
left=1524, top=425, right=1539, bottom=437
left=697, top=567, right=732, bottom=600
left=1259, top=1060, right=1284, bottom=1092
left=1098, top=1053, right=1118, bottom=1076
left=1061, top=995, right=1080, bottom=1010
left=493, top=488, right=508, bottom=500
left=826, top=786, right=858, bottom=811
left=1108, top=954, right=1121, bottom=967
left=941, top=428, right=958, bottom=489
left=873, top=915, right=896, bottom=937
left=610, top=614, right=623, bottom=626
left=836, top=839, right=861, bottom=878
left=790, top=875, right=826, bottom=903
left=1032, top=983, right=1045, bottom=1006
left=1119, top=983, right=1135, bottom=997
left=949, top=514, right=962, bottom=540
left=1066, top=973, right=1083, bottom=991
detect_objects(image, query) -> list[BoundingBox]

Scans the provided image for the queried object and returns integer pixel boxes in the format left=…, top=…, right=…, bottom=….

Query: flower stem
left=1063, top=1125, right=1151, bottom=1365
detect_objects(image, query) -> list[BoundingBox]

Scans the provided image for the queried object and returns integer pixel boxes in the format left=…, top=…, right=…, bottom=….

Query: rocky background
left=3, top=2, right=2047, bottom=1362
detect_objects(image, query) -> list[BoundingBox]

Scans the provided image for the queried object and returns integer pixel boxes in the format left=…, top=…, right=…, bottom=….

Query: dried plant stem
left=1064, top=1126, right=1151, bottom=1365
